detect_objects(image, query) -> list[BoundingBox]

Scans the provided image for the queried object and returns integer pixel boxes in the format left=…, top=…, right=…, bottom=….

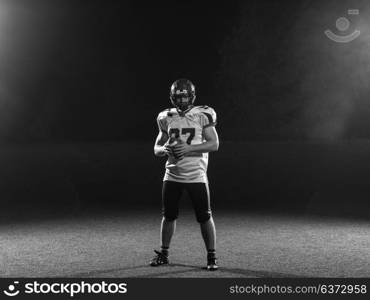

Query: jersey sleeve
left=156, top=112, right=168, bottom=134
left=199, top=106, right=217, bottom=128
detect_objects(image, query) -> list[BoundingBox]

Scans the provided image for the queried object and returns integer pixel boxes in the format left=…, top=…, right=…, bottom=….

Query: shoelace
left=153, top=250, right=167, bottom=262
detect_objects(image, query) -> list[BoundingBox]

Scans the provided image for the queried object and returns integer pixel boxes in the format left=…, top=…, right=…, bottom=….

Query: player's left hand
left=172, top=141, right=192, bottom=158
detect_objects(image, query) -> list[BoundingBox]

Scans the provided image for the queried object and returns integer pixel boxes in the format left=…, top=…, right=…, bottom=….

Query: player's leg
left=160, top=181, right=183, bottom=250
left=150, top=180, right=183, bottom=266
left=186, top=182, right=218, bottom=270
left=200, top=216, right=216, bottom=254
left=160, top=217, right=176, bottom=250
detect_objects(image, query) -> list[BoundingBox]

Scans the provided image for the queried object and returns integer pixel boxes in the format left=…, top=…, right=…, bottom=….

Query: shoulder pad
left=157, top=109, right=169, bottom=119
left=158, top=108, right=179, bottom=120
left=157, top=108, right=171, bottom=117
left=194, top=105, right=215, bottom=114
left=167, top=108, right=178, bottom=116
left=193, top=105, right=217, bottom=126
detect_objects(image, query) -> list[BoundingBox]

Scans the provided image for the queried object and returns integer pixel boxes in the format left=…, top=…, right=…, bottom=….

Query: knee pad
left=196, top=211, right=211, bottom=224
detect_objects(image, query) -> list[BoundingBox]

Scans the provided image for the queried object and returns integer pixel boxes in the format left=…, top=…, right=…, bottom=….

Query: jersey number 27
left=169, top=128, right=195, bottom=145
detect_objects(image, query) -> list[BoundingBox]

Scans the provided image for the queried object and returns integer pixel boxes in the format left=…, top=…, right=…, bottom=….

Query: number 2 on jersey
left=169, top=128, right=195, bottom=145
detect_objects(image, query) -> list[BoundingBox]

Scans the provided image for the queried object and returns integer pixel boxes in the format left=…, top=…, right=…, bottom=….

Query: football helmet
left=169, top=78, right=196, bottom=111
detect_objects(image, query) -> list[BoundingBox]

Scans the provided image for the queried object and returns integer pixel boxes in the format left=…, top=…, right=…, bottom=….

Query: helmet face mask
left=171, top=94, right=192, bottom=111
left=170, top=79, right=196, bottom=111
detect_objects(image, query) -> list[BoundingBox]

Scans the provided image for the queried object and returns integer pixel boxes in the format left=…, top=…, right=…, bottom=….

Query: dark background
left=1, top=0, right=370, bottom=220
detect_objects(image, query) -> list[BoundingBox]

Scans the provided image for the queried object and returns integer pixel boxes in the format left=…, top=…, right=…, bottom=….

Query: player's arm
left=172, top=126, right=219, bottom=157
left=154, top=130, right=172, bottom=157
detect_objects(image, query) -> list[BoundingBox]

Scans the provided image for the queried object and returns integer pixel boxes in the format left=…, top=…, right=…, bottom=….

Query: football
left=168, top=138, right=184, bottom=160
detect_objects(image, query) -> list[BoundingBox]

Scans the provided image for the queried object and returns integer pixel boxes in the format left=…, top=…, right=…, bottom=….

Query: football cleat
left=170, top=78, right=196, bottom=112
left=150, top=250, right=169, bottom=267
left=207, top=255, right=218, bottom=271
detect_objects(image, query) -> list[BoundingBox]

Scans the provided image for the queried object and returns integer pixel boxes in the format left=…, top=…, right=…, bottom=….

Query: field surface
left=2, top=210, right=370, bottom=278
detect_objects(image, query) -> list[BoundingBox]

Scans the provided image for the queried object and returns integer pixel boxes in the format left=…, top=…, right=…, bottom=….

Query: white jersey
left=156, top=105, right=217, bottom=183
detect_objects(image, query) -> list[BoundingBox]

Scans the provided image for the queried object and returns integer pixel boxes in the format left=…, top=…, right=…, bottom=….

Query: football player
left=151, top=78, right=219, bottom=271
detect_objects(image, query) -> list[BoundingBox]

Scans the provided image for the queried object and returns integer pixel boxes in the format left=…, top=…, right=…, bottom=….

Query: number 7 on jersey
left=169, top=128, right=195, bottom=145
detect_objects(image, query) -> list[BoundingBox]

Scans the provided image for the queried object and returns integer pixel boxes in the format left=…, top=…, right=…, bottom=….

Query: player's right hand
left=164, top=141, right=184, bottom=160
left=163, top=142, right=175, bottom=157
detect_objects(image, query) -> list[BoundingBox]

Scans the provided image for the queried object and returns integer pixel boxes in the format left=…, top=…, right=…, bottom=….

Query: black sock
left=161, top=246, right=169, bottom=256
left=207, top=249, right=216, bottom=259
